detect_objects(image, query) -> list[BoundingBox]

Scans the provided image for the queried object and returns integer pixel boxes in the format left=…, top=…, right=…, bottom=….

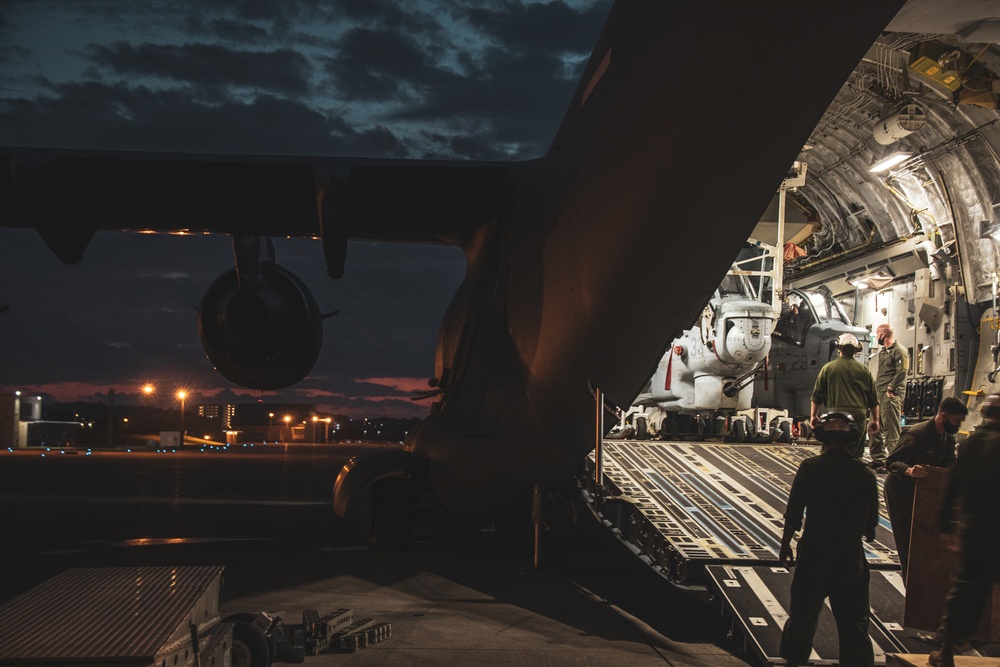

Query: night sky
left=0, top=1, right=611, bottom=418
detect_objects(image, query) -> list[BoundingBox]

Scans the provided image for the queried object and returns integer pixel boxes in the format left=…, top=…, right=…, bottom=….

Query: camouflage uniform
left=811, top=357, right=878, bottom=458
left=871, top=341, right=909, bottom=466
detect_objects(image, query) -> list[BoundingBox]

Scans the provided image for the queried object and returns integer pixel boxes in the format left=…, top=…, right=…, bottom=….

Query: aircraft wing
left=0, top=149, right=523, bottom=265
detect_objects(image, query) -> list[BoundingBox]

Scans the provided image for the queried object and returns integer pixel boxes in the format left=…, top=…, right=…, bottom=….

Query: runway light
left=869, top=151, right=912, bottom=173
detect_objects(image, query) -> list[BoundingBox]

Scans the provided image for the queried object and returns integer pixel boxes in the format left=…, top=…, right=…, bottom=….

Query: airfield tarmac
left=0, top=442, right=752, bottom=666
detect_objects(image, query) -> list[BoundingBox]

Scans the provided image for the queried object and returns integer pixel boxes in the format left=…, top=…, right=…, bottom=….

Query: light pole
left=268, top=412, right=274, bottom=442
left=107, top=388, right=116, bottom=447
left=283, top=415, right=291, bottom=442
left=176, top=390, right=187, bottom=445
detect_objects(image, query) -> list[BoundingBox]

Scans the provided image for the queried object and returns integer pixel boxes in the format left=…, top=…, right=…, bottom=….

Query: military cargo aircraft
left=0, top=1, right=931, bottom=543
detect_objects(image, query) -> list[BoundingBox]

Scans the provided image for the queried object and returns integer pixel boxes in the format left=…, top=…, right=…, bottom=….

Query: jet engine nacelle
left=198, top=261, right=322, bottom=390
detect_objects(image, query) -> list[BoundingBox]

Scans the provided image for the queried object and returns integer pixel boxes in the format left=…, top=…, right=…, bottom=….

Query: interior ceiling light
left=869, top=151, right=912, bottom=173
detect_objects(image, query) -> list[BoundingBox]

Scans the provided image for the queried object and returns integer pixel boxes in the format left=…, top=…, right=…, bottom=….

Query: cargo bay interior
left=591, top=4, right=1000, bottom=665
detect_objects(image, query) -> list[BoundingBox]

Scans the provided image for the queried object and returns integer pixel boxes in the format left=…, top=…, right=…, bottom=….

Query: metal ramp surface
left=592, top=441, right=898, bottom=585
left=704, top=564, right=936, bottom=666
left=0, top=565, right=230, bottom=667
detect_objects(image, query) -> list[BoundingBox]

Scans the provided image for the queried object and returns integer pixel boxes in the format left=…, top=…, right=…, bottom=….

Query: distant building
left=1, top=393, right=24, bottom=448
left=197, top=404, right=220, bottom=419
left=26, top=421, right=82, bottom=448
left=196, top=404, right=235, bottom=429
left=1, top=392, right=78, bottom=448
left=230, top=403, right=334, bottom=442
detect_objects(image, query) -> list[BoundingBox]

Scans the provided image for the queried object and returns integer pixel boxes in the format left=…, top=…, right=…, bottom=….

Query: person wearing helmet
left=884, top=396, right=967, bottom=581
left=809, top=332, right=880, bottom=459
left=869, top=323, right=909, bottom=470
left=930, top=394, right=1000, bottom=667
left=779, top=412, right=879, bottom=667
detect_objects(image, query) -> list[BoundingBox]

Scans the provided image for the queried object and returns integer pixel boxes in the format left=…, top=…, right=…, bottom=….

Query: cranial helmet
left=836, top=333, right=860, bottom=349
left=980, top=393, right=1000, bottom=421
left=813, top=412, right=861, bottom=441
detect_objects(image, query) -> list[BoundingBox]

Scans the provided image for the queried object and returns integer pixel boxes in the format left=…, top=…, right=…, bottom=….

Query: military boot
left=928, top=643, right=955, bottom=667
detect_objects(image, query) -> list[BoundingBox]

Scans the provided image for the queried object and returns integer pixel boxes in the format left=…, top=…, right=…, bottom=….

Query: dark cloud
left=0, top=44, right=31, bottom=64
left=86, top=42, right=312, bottom=95
left=329, top=0, right=434, bottom=30
left=0, top=81, right=406, bottom=155
left=326, top=1, right=609, bottom=158
left=193, top=0, right=304, bottom=22
left=183, top=17, right=272, bottom=44
left=464, top=1, right=610, bottom=55
left=325, top=27, right=451, bottom=102
left=393, top=44, right=579, bottom=157
left=0, top=1, right=611, bottom=160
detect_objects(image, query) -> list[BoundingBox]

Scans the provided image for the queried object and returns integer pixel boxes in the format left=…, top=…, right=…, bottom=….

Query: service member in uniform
left=779, top=413, right=879, bottom=667
left=883, top=396, right=967, bottom=580
left=810, top=333, right=880, bottom=459
left=930, top=394, right=1000, bottom=667
left=869, top=323, right=909, bottom=470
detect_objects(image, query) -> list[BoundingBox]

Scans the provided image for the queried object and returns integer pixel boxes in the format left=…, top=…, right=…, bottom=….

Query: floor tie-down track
left=587, top=441, right=924, bottom=666
left=590, top=441, right=898, bottom=586
left=704, top=565, right=932, bottom=666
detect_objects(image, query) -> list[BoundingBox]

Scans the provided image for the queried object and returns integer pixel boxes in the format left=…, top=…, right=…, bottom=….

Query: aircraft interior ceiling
left=781, top=19, right=1000, bottom=304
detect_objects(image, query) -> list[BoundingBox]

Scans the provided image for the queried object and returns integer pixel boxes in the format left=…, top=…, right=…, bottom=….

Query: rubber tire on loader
left=224, top=613, right=273, bottom=667
left=777, top=421, right=792, bottom=443
left=635, top=417, right=648, bottom=440
left=731, top=419, right=746, bottom=443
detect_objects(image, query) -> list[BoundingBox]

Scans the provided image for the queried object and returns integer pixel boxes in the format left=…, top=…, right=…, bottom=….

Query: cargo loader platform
left=585, top=440, right=929, bottom=665
left=589, top=441, right=898, bottom=587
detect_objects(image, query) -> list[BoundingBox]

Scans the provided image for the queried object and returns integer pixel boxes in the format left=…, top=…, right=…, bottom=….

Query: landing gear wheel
left=731, top=419, right=746, bottom=443
left=371, top=478, right=417, bottom=549
left=224, top=614, right=273, bottom=667
left=635, top=417, right=648, bottom=440
left=799, top=422, right=813, bottom=440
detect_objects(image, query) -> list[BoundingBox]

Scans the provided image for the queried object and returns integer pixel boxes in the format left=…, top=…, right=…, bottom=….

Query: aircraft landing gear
left=528, top=484, right=548, bottom=572
left=370, top=477, right=418, bottom=550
